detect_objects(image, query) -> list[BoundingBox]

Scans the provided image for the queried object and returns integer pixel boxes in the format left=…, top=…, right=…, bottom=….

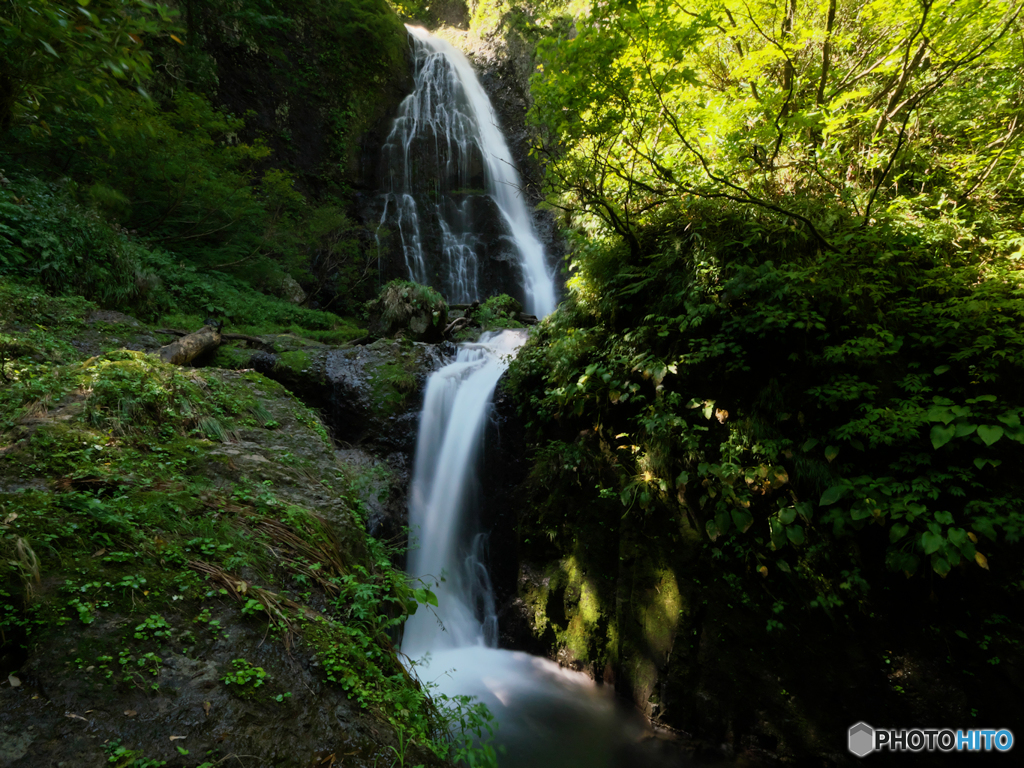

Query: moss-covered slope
left=0, top=281, right=454, bottom=768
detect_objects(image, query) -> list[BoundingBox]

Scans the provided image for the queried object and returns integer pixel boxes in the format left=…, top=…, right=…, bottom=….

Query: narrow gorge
left=2, top=1, right=1023, bottom=767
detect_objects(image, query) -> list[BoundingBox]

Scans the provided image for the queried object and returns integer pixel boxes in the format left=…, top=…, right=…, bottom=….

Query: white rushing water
left=402, top=331, right=660, bottom=767
left=377, top=27, right=557, bottom=318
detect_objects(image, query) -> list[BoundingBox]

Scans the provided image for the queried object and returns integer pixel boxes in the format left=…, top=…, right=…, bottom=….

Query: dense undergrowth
left=511, top=197, right=1024, bottom=620
left=0, top=170, right=364, bottom=341
left=506, top=1, right=1024, bottom=681
left=2, top=0, right=411, bottom=320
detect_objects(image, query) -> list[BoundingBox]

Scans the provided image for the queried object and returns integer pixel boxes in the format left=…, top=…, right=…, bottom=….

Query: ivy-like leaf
left=930, top=424, right=955, bottom=449
left=786, top=525, right=805, bottom=546
left=976, top=424, right=1004, bottom=446
left=921, top=530, right=944, bottom=555
left=731, top=509, right=754, bottom=534
left=889, top=522, right=909, bottom=542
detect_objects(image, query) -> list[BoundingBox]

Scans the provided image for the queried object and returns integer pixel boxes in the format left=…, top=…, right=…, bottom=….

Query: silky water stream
left=401, top=331, right=662, bottom=768
left=382, top=26, right=680, bottom=767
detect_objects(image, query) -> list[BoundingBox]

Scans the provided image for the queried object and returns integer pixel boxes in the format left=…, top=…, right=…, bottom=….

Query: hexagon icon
left=849, top=722, right=875, bottom=757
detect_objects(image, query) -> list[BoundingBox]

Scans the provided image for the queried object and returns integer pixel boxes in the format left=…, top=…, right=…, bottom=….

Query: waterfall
left=377, top=27, right=557, bottom=318
left=388, top=26, right=661, bottom=768
left=402, top=330, right=660, bottom=767
left=401, top=330, right=523, bottom=656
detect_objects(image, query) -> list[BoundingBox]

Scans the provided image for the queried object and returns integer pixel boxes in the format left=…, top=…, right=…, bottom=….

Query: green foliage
left=104, top=740, right=166, bottom=768
left=509, top=200, right=1024, bottom=615
left=475, top=293, right=524, bottom=330
left=376, top=280, right=447, bottom=325
left=0, top=175, right=148, bottom=307
left=515, top=0, right=1024, bottom=632
left=0, top=0, right=179, bottom=132
left=368, top=279, right=448, bottom=339
left=0, top=178, right=366, bottom=337
left=531, top=0, right=1024, bottom=253
left=221, top=658, right=268, bottom=695
left=1, top=0, right=411, bottom=321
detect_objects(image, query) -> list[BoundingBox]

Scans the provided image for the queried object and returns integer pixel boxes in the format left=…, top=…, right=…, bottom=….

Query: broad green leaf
left=778, top=507, right=797, bottom=525
left=786, top=525, right=805, bottom=546
left=944, top=543, right=962, bottom=567
left=819, top=484, right=847, bottom=506
left=921, top=531, right=944, bottom=555
left=930, top=424, right=955, bottom=449
left=886, top=549, right=920, bottom=575
left=934, top=511, right=954, bottom=525
left=731, top=509, right=754, bottom=534
left=954, top=422, right=977, bottom=437
left=996, top=412, right=1021, bottom=428
left=933, top=365, right=950, bottom=375
left=796, top=502, right=814, bottom=522
left=927, top=406, right=953, bottom=424
left=801, top=438, right=819, bottom=452
left=947, top=527, right=968, bottom=547
left=824, top=445, right=840, bottom=463
left=705, top=518, right=721, bottom=541
left=930, top=554, right=951, bottom=577
left=972, top=518, right=997, bottom=541
left=976, top=425, right=1004, bottom=446
left=851, top=504, right=874, bottom=521
left=889, top=523, right=909, bottom=543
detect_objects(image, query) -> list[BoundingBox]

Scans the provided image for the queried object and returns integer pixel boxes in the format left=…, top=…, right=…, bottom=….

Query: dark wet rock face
left=325, top=339, right=446, bottom=452
left=207, top=335, right=447, bottom=454
left=0, top=610, right=385, bottom=768
left=335, top=447, right=412, bottom=551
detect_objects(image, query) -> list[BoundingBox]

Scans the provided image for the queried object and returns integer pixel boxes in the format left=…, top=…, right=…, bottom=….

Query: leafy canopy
left=531, top=0, right=1024, bottom=253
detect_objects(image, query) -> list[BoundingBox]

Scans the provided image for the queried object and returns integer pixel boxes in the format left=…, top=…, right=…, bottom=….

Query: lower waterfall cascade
left=401, top=332, right=674, bottom=767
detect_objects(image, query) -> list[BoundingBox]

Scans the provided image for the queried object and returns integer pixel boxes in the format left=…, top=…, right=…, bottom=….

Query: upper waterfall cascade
left=377, top=26, right=557, bottom=318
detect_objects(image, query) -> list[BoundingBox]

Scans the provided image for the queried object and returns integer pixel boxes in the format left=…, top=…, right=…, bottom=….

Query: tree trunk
left=156, top=326, right=222, bottom=366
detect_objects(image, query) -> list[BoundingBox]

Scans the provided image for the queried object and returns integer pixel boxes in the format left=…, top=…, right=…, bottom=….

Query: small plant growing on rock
left=221, top=658, right=267, bottom=697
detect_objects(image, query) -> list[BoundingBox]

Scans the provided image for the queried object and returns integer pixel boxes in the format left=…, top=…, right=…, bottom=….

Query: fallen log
left=156, top=325, right=222, bottom=366
left=444, top=316, right=473, bottom=336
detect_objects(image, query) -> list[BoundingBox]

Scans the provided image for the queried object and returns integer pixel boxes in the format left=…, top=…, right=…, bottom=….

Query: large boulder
left=366, top=280, right=447, bottom=342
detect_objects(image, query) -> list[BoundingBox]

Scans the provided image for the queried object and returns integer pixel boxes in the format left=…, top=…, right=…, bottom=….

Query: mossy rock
left=366, top=280, right=447, bottom=342
left=206, top=344, right=255, bottom=369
